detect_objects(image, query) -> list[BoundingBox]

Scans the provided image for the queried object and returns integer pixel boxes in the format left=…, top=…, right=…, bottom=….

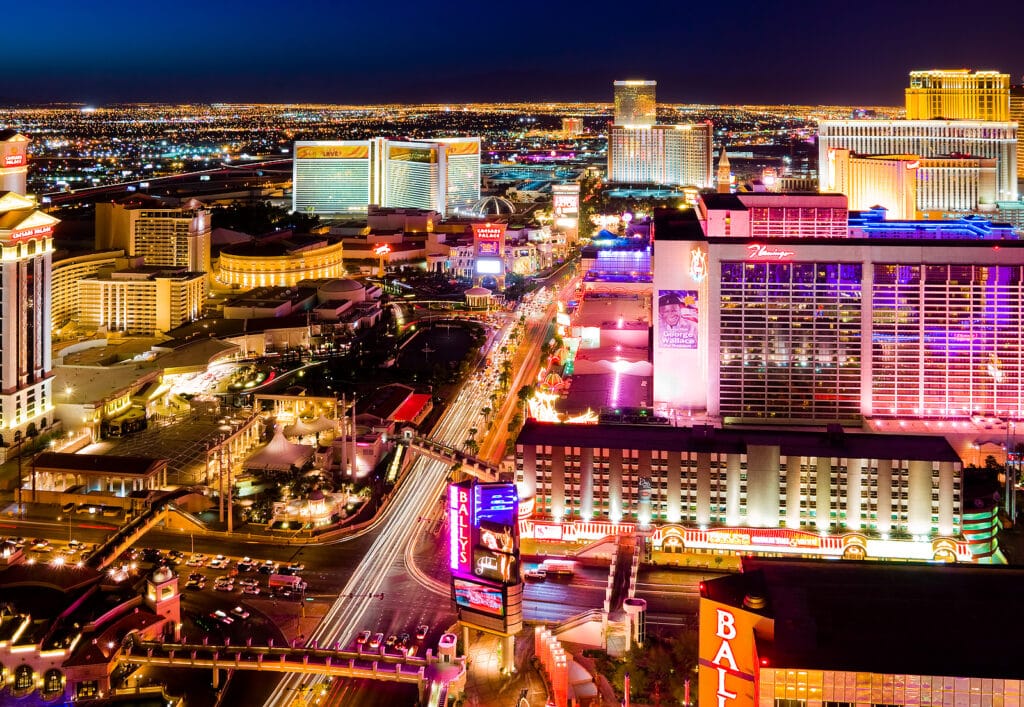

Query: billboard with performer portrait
left=657, top=290, right=698, bottom=349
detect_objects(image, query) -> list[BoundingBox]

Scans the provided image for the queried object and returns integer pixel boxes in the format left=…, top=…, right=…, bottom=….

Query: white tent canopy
left=244, top=427, right=314, bottom=472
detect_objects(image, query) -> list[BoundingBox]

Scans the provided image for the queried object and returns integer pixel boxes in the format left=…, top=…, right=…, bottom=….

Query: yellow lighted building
left=1011, top=83, right=1024, bottom=178
left=51, top=250, right=125, bottom=331
left=826, top=148, right=998, bottom=218
left=216, top=234, right=345, bottom=289
left=906, top=69, right=1010, bottom=121
left=78, top=267, right=206, bottom=335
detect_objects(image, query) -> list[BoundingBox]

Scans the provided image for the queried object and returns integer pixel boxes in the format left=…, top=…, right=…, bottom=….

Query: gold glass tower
left=613, top=80, right=657, bottom=127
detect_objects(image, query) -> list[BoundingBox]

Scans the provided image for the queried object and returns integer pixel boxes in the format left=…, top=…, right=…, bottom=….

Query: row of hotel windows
left=763, top=669, right=1021, bottom=707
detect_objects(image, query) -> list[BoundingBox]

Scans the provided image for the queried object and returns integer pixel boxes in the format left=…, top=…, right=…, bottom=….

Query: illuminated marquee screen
left=476, top=259, right=502, bottom=275
left=477, top=241, right=499, bottom=256
left=453, top=578, right=504, bottom=616
left=3, top=154, right=26, bottom=168
left=474, top=483, right=518, bottom=526
left=553, top=194, right=579, bottom=217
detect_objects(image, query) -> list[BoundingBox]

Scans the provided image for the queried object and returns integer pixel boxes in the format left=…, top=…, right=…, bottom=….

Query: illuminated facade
left=95, top=196, right=211, bottom=273
left=699, top=559, right=1024, bottom=707
left=78, top=267, right=206, bottom=335
left=292, top=137, right=481, bottom=217
left=292, top=141, right=373, bottom=216
left=51, top=250, right=124, bottom=330
left=613, top=80, right=657, bottom=127
left=216, top=235, right=345, bottom=289
left=825, top=148, right=998, bottom=217
left=0, top=191, right=57, bottom=451
left=516, top=420, right=967, bottom=561
left=1011, top=83, right=1024, bottom=178
left=905, top=69, right=1010, bottom=121
left=817, top=119, right=1018, bottom=202
left=653, top=195, right=1024, bottom=424
left=609, top=124, right=713, bottom=187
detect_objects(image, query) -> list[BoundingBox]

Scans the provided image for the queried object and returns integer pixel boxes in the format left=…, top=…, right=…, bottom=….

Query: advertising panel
left=454, top=578, right=504, bottom=616
left=472, top=547, right=519, bottom=584
left=657, top=290, right=698, bottom=349
left=448, top=483, right=472, bottom=577
left=476, top=259, right=502, bottom=275
left=478, top=519, right=515, bottom=553
left=389, top=145, right=437, bottom=163
left=443, top=140, right=480, bottom=156
left=295, top=144, right=369, bottom=160
left=473, top=483, right=518, bottom=526
left=553, top=194, right=579, bottom=217
left=3, top=153, right=26, bottom=168
left=477, top=240, right=500, bottom=256
left=698, top=598, right=759, bottom=707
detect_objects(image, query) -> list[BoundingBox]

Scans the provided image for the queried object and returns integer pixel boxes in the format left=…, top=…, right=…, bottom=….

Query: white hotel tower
left=0, top=189, right=58, bottom=458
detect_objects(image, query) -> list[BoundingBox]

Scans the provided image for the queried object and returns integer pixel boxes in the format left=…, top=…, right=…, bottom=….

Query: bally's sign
left=699, top=599, right=758, bottom=707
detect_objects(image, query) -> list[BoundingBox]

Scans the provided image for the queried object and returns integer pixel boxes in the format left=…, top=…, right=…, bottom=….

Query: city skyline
left=6, top=0, right=1024, bottom=106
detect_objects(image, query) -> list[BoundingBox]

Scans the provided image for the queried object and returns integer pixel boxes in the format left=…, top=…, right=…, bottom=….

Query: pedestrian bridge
left=120, top=635, right=466, bottom=703
left=406, top=434, right=498, bottom=482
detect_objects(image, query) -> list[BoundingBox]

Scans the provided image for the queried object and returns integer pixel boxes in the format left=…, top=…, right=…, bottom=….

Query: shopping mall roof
left=704, top=558, right=1024, bottom=679
left=516, top=420, right=962, bottom=463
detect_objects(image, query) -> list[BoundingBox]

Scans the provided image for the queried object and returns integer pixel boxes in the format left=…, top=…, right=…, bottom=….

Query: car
left=62, top=502, right=76, bottom=513
left=215, top=583, right=235, bottom=593
left=369, top=632, right=384, bottom=649
left=242, top=585, right=261, bottom=596
left=236, top=562, right=253, bottom=573
left=356, top=630, right=371, bottom=645
left=257, top=564, right=278, bottom=575
left=385, top=634, right=398, bottom=648
left=396, top=633, right=410, bottom=650
left=211, top=610, right=233, bottom=625
left=61, top=545, right=78, bottom=556
left=185, top=578, right=206, bottom=589
left=188, top=573, right=204, bottom=581
left=186, top=555, right=206, bottom=567
left=209, top=558, right=227, bottom=569
left=287, top=562, right=305, bottom=572
left=525, top=568, right=547, bottom=581
left=31, top=539, right=49, bottom=550
left=277, top=566, right=299, bottom=576
left=415, top=624, right=430, bottom=640
left=238, top=578, right=259, bottom=588
left=229, top=606, right=250, bottom=620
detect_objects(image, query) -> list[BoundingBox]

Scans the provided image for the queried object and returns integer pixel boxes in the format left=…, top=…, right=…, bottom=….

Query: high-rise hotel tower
left=905, top=69, right=1010, bottom=122
left=292, top=137, right=481, bottom=217
left=607, top=80, right=713, bottom=188
left=0, top=186, right=58, bottom=456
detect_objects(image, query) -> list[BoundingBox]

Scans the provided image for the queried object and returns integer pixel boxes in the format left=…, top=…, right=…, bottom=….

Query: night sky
left=6, top=0, right=1023, bottom=106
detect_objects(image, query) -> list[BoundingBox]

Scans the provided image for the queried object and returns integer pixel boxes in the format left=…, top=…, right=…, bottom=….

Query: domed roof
left=319, top=278, right=364, bottom=294
left=308, top=489, right=325, bottom=502
left=150, top=565, right=174, bottom=584
left=470, top=196, right=517, bottom=217
left=465, top=286, right=492, bottom=296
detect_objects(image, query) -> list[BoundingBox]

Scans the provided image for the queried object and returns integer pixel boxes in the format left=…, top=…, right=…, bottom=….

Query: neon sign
left=3, top=154, right=26, bottom=168
left=711, top=609, right=740, bottom=707
left=746, top=244, right=794, bottom=260
left=689, top=248, right=708, bottom=283
left=10, top=225, right=53, bottom=240
left=373, top=244, right=391, bottom=256
left=449, top=485, right=472, bottom=575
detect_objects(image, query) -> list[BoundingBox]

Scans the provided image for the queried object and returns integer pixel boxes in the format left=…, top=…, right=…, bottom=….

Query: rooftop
left=516, top=420, right=962, bottom=463
left=704, top=558, right=1024, bottom=679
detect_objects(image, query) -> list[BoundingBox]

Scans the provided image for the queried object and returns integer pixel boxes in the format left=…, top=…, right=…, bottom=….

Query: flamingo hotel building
left=515, top=192, right=1021, bottom=562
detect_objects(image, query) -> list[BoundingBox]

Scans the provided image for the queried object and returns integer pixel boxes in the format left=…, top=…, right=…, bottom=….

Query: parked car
left=416, top=624, right=430, bottom=640
left=230, top=606, right=250, bottom=620
left=356, top=630, right=371, bottom=645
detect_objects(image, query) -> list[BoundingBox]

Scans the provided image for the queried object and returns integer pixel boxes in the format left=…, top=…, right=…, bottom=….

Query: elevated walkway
left=86, top=487, right=206, bottom=570
left=121, top=635, right=465, bottom=703
left=407, top=434, right=498, bottom=481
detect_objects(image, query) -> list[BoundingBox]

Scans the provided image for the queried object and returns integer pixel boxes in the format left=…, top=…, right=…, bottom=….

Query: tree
left=481, top=406, right=491, bottom=420
left=463, top=439, right=480, bottom=456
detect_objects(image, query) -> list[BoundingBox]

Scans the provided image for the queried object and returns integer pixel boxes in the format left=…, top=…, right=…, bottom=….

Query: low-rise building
left=78, top=266, right=206, bottom=335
